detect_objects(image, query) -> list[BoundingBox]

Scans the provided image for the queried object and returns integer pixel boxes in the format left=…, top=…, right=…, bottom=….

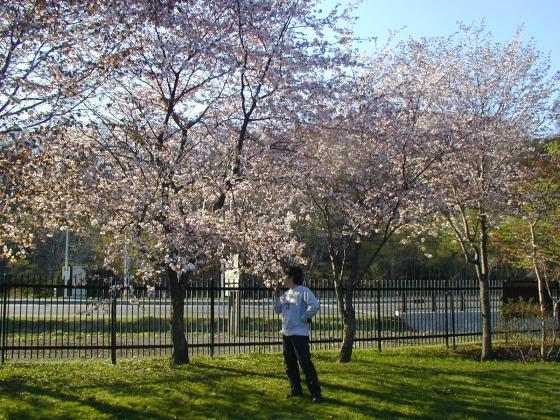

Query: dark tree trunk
left=167, top=267, right=189, bottom=365
left=476, top=272, right=492, bottom=361
left=337, top=281, right=356, bottom=363
left=477, top=215, right=492, bottom=361
left=336, top=243, right=361, bottom=363
left=329, top=233, right=393, bottom=363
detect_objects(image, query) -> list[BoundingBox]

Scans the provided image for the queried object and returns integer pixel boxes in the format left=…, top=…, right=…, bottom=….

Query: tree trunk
left=530, top=222, right=548, bottom=360
left=477, top=215, right=492, bottom=361
left=537, top=274, right=548, bottom=361
left=477, top=274, right=492, bottom=361
left=167, top=267, right=189, bottom=365
left=336, top=281, right=356, bottom=363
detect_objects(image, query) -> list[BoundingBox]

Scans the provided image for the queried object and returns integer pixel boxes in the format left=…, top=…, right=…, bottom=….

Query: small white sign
left=62, top=266, right=87, bottom=286
left=224, top=255, right=240, bottom=296
left=71, top=266, right=87, bottom=287
left=62, top=266, right=87, bottom=298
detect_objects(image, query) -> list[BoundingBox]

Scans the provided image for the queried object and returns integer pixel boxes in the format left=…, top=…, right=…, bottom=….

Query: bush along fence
left=1, top=274, right=558, bottom=364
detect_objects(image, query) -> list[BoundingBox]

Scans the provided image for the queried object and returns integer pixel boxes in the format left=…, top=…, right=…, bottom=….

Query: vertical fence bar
left=19, top=276, right=24, bottom=359
left=557, top=281, right=560, bottom=335
left=210, top=275, right=215, bottom=357
left=110, top=282, right=117, bottom=365
left=376, top=283, right=382, bottom=352
left=1, top=278, right=8, bottom=365
left=444, top=279, right=449, bottom=349
left=450, top=287, right=456, bottom=350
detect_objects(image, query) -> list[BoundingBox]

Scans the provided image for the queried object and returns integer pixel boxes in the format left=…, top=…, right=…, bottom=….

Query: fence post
left=1, top=275, right=8, bottom=365
left=552, top=280, right=560, bottom=333
left=110, top=280, right=117, bottom=365
left=376, top=284, right=382, bottom=352
left=210, top=275, right=215, bottom=357
left=557, top=281, right=560, bottom=335
left=450, top=288, right=456, bottom=350
left=444, top=279, right=449, bottom=349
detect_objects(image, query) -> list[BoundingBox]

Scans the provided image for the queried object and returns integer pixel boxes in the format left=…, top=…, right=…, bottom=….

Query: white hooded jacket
left=273, top=285, right=320, bottom=336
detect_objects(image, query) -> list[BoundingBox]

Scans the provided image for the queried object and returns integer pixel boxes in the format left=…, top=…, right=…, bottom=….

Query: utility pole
left=123, top=239, right=130, bottom=287
left=63, top=226, right=71, bottom=296
left=64, top=226, right=69, bottom=269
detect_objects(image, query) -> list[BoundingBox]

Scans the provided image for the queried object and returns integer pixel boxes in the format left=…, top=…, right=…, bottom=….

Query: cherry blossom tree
left=0, top=0, right=105, bottom=135
left=0, top=0, right=123, bottom=257
left=300, top=44, right=450, bottom=362
left=428, top=24, right=559, bottom=361
left=8, top=0, right=354, bottom=364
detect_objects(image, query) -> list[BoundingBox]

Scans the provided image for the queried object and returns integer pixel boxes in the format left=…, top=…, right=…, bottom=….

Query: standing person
left=274, top=266, right=322, bottom=403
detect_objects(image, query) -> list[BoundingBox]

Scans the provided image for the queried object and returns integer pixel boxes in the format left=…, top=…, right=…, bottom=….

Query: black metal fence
left=1, top=275, right=557, bottom=364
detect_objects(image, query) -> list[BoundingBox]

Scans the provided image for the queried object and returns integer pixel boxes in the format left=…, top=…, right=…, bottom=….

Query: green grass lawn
left=1, top=345, right=559, bottom=419
left=4, top=315, right=409, bottom=335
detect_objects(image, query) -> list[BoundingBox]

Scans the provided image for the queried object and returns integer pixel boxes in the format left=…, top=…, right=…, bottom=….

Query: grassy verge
left=1, top=344, right=559, bottom=419
left=3, top=315, right=410, bottom=336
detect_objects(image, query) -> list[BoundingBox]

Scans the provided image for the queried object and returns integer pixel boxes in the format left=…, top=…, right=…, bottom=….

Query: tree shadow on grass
left=2, top=353, right=560, bottom=419
left=175, top=360, right=557, bottom=419
left=1, top=363, right=404, bottom=419
left=353, top=362, right=560, bottom=419
left=1, top=377, right=151, bottom=419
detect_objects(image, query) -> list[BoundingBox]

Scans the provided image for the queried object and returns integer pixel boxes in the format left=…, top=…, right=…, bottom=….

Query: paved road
left=4, top=296, right=485, bottom=317
left=2, top=296, right=503, bottom=335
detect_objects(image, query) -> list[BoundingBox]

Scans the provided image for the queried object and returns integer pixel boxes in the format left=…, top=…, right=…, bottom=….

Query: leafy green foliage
left=497, top=298, right=555, bottom=362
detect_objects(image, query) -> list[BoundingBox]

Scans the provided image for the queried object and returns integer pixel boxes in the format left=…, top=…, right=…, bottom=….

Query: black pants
left=282, top=335, right=321, bottom=397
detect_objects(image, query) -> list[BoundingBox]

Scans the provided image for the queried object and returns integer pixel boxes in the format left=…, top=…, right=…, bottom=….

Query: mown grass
left=1, top=344, right=559, bottom=419
left=4, top=315, right=410, bottom=337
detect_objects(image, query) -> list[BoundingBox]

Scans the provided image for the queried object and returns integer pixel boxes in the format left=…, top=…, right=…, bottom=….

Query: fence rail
left=0, top=275, right=557, bottom=364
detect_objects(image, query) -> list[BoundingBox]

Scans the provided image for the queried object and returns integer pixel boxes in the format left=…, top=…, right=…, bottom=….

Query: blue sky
left=322, top=0, right=560, bottom=73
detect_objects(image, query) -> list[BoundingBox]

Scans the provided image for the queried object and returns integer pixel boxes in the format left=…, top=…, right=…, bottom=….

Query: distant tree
left=427, top=24, right=559, bottom=360
left=496, top=136, right=560, bottom=359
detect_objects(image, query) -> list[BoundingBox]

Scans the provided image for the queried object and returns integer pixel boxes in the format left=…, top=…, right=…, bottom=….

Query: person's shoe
left=312, top=396, right=322, bottom=403
left=286, top=392, right=303, bottom=398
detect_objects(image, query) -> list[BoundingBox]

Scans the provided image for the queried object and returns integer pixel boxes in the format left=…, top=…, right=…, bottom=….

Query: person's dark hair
left=287, top=266, right=304, bottom=285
